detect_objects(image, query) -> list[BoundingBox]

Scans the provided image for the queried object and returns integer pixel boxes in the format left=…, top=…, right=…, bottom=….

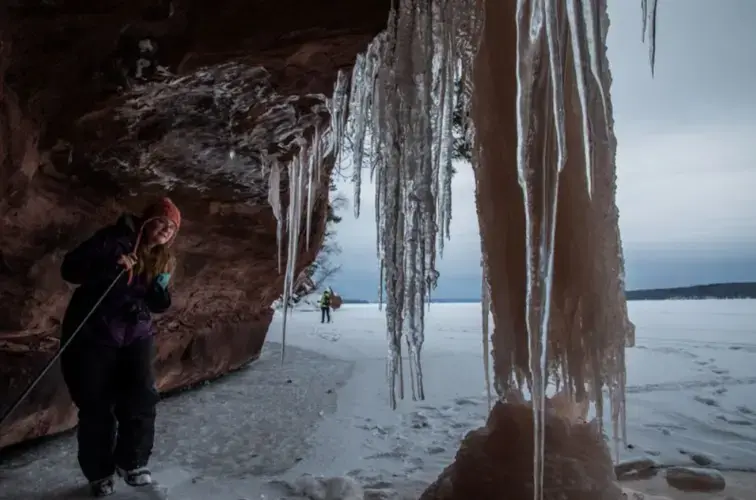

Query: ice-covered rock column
left=469, top=0, right=637, bottom=496
left=333, top=0, right=661, bottom=498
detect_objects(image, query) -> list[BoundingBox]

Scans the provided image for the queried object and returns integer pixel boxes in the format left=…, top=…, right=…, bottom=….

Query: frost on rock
left=76, top=64, right=334, bottom=363
left=331, top=0, right=483, bottom=409
left=101, top=62, right=335, bottom=364
left=76, top=63, right=329, bottom=205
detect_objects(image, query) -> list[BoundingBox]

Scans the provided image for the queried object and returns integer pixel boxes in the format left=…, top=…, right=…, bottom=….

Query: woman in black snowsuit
left=60, top=197, right=181, bottom=497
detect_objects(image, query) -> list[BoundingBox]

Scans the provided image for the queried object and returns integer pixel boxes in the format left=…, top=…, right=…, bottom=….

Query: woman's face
left=145, top=218, right=177, bottom=246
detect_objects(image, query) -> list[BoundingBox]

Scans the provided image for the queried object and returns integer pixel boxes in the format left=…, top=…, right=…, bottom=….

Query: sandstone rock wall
left=0, top=0, right=389, bottom=449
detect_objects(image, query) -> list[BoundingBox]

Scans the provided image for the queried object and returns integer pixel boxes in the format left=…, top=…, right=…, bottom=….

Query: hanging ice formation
left=481, top=255, right=492, bottom=411
left=267, top=0, right=659, bottom=495
left=511, top=1, right=658, bottom=497
left=325, top=0, right=483, bottom=409
left=267, top=161, right=283, bottom=273
left=268, top=128, right=337, bottom=363
left=641, top=0, right=659, bottom=74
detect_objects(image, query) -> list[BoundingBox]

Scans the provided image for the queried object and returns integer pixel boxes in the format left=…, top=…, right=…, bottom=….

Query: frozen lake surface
left=1, top=300, right=755, bottom=499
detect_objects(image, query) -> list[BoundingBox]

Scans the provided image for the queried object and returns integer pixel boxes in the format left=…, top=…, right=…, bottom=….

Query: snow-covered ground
left=1, top=300, right=755, bottom=499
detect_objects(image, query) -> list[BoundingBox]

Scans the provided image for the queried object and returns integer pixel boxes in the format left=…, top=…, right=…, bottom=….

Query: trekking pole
left=0, top=268, right=126, bottom=429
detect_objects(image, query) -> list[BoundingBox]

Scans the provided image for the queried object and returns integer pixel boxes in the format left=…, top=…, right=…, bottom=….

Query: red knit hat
left=143, top=197, right=181, bottom=232
left=132, top=197, right=181, bottom=253
left=128, top=197, right=181, bottom=284
left=127, top=197, right=181, bottom=284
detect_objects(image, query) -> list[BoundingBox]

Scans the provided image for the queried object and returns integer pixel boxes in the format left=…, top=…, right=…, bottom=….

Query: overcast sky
left=328, top=0, right=756, bottom=300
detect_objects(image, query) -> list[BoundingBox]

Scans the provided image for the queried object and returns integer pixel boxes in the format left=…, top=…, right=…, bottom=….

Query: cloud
left=617, top=124, right=756, bottom=252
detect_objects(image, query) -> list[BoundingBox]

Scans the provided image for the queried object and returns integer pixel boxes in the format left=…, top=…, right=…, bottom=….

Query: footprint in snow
left=454, top=397, right=480, bottom=406
left=693, top=396, right=719, bottom=407
left=407, top=412, right=432, bottom=429
left=737, top=405, right=754, bottom=415
left=716, top=415, right=753, bottom=426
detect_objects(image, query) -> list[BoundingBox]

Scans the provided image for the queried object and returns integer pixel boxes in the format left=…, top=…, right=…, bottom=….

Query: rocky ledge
left=0, top=0, right=389, bottom=449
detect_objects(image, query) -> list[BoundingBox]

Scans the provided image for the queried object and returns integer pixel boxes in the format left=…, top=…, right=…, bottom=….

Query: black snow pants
left=320, top=307, right=331, bottom=323
left=61, top=336, right=159, bottom=482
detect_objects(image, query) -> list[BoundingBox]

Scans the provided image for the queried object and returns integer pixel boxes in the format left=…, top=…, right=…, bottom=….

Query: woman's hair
left=135, top=241, right=176, bottom=283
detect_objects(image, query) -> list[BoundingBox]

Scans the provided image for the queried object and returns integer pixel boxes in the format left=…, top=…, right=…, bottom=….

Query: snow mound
left=272, top=296, right=320, bottom=311
left=280, top=474, right=364, bottom=500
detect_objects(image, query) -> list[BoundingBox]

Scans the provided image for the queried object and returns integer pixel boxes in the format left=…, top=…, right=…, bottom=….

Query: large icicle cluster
left=331, top=0, right=483, bottom=409
left=266, top=0, right=660, bottom=497
left=267, top=123, right=333, bottom=363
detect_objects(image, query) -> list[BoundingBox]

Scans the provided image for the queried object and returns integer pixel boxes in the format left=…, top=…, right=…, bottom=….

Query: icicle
left=641, top=0, right=648, bottom=43
left=348, top=42, right=383, bottom=219
left=335, top=0, right=482, bottom=407
left=304, top=127, right=320, bottom=250
left=543, top=0, right=567, bottom=176
left=514, top=0, right=560, bottom=498
left=641, top=0, right=659, bottom=75
left=329, top=71, right=350, bottom=166
left=565, top=0, right=594, bottom=198
left=481, top=260, right=492, bottom=411
left=430, top=1, right=457, bottom=260
left=348, top=54, right=366, bottom=218
left=279, top=160, right=296, bottom=363
left=439, top=59, right=456, bottom=252
left=267, top=161, right=283, bottom=273
left=378, top=260, right=384, bottom=312
left=280, top=145, right=307, bottom=363
left=581, top=0, right=610, bottom=141
left=513, top=2, right=541, bottom=484
left=375, top=162, right=384, bottom=263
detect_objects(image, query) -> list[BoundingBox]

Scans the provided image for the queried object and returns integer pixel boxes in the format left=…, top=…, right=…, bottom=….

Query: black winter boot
left=117, top=466, right=153, bottom=486
left=89, top=476, right=115, bottom=497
